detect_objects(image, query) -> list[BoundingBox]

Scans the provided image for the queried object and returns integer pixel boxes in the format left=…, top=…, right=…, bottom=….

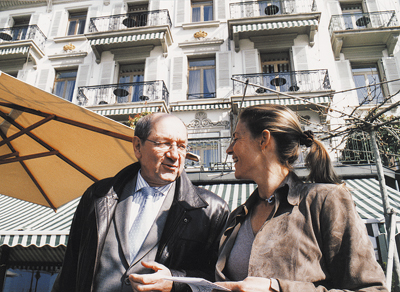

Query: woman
left=215, top=105, right=387, bottom=292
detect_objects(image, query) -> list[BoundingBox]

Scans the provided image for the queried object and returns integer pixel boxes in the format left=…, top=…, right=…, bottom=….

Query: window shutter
left=86, top=6, right=98, bottom=33
left=381, top=57, right=400, bottom=97
left=29, top=14, right=40, bottom=26
left=36, top=69, right=51, bottom=91
left=149, top=0, right=160, bottom=11
left=0, top=18, right=8, bottom=28
left=175, top=0, right=188, bottom=26
left=49, top=11, right=63, bottom=38
left=327, top=1, right=341, bottom=15
left=145, top=57, right=158, bottom=81
left=100, top=62, right=115, bottom=85
left=243, top=49, right=260, bottom=74
left=76, top=65, right=91, bottom=88
left=335, top=60, right=353, bottom=89
left=365, top=0, right=379, bottom=12
left=171, top=56, right=185, bottom=91
left=216, top=52, right=231, bottom=88
left=216, top=0, right=226, bottom=20
left=292, top=46, right=308, bottom=71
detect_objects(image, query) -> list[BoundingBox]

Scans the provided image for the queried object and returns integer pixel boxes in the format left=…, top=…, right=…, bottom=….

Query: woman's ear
left=260, top=129, right=271, bottom=150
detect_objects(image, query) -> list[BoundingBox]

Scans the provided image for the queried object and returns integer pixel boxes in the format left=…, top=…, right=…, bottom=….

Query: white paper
left=163, top=276, right=231, bottom=292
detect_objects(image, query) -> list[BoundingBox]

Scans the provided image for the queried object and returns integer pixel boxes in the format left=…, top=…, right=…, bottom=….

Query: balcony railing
left=232, top=69, right=330, bottom=95
left=77, top=80, right=169, bottom=107
left=0, top=25, right=46, bottom=51
left=230, top=0, right=316, bottom=19
left=329, top=11, right=398, bottom=35
left=88, top=10, right=172, bottom=33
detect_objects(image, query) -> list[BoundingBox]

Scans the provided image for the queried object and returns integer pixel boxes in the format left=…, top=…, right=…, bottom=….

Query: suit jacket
left=52, top=162, right=229, bottom=292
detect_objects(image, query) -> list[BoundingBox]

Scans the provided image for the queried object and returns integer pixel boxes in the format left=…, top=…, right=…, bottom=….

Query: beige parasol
left=0, top=72, right=137, bottom=210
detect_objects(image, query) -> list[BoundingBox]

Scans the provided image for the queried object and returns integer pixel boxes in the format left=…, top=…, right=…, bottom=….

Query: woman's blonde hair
left=239, top=104, right=341, bottom=184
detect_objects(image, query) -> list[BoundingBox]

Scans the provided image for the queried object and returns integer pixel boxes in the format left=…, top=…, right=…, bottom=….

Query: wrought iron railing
left=88, top=10, right=172, bottom=33
left=329, top=11, right=398, bottom=35
left=185, top=137, right=232, bottom=169
left=77, top=80, right=169, bottom=107
left=230, top=0, right=316, bottom=19
left=0, top=25, right=46, bottom=51
left=232, top=69, right=331, bottom=96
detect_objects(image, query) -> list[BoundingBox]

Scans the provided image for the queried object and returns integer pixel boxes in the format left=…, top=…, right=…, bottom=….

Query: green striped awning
left=171, top=103, right=231, bottom=112
left=238, top=96, right=330, bottom=108
left=1, top=177, right=399, bottom=249
left=91, top=106, right=160, bottom=116
left=233, top=19, right=319, bottom=33
left=89, top=32, right=165, bottom=46
left=0, top=46, right=30, bottom=55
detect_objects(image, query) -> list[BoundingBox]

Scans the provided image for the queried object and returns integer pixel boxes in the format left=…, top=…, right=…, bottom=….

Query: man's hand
left=214, top=277, right=272, bottom=292
left=129, top=261, right=173, bottom=292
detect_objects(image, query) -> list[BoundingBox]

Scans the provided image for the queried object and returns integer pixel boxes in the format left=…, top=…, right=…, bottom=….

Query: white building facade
left=0, top=0, right=399, bottom=168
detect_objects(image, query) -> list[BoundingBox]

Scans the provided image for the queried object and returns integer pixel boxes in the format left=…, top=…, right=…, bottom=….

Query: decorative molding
left=182, top=20, right=220, bottom=30
left=63, top=42, right=76, bottom=52
left=187, top=112, right=230, bottom=129
left=194, top=30, right=208, bottom=39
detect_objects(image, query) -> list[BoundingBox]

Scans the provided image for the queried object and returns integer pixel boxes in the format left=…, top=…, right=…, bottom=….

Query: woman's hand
left=129, top=261, right=173, bottom=292
left=215, top=277, right=273, bottom=292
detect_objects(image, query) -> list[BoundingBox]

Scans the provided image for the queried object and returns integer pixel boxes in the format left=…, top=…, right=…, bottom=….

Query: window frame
left=191, top=0, right=213, bottom=22
left=187, top=57, right=216, bottom=99
left=53, top=69, right=77, bottom=102
left=351, top=64, right=384, bottom=105
left=67, top=11, right=87, bottom=36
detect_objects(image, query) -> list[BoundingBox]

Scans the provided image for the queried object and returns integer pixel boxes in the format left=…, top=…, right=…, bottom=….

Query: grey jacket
left=216, top=172, right=387, bottom=292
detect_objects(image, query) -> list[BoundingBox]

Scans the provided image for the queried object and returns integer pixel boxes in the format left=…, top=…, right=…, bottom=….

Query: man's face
left=133, top=115, right=188, bottom=187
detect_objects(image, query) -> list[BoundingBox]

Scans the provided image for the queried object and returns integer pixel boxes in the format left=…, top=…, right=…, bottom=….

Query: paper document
left=164, top=276, right=231, bottom=292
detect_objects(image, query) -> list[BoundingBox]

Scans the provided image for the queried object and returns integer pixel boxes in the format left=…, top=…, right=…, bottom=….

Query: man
left=52, top=113, right=229, bottom=292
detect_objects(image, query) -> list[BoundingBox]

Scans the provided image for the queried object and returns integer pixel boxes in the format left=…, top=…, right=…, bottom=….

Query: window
left=259, top=1, right=282, bottom=16
left=3, top=268, right=58, bottom=292
left=12, top=16, right=30, bottom=41
left=67, top=11, right=87, bottom=35
left=125, top=4, right=148, bottom=27
left=191, top=0, right=213, bottom=22
left=53, top=70, right=77, bottom=101
left=188, top=58, right=216, bottom=99
left=340, top=3, right=369, bottom=30
left=352, top=65, right=384, bottom=105
left=117, top=64, right=145, bottom=103
left=260, top=52, right=291, bottom=92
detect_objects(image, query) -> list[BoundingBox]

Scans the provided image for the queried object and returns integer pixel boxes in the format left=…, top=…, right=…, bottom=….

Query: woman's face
left=226, top=120, right=263, bottom=180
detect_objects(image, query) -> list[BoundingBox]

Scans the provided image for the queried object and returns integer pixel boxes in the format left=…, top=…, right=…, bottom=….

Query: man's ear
left=132, top=136, right=142, bottom=159
left=260, top=129, right=271, bottom=150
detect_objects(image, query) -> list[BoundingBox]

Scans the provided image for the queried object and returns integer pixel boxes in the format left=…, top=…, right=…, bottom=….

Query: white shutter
left=36, top=69, right=51, bottom=91
left=171, top=56, right=187, bottom=91
left=292, top=46, right=308, bottom=71
left=327, top=1, right=341, bottom=15
left=243, top=49, right=260, bottom=74
left=381, top=57, right=400, bottom=98
left=175, top=0, right=189, bottom=26
left=365, top=0, right=379, bottom=12
left=149, top=0, right=160, bottom=11
left=49, top=10, right=63, bottom=38
left=76, top=65, right=91, bottom=88
left=86, top=6, right=98, bottom=33
left=335, top=60, right=353, bottom=90
left=216, top=52, right=231, bottom=88
left=215, top=0, right=226, bottom=20
left=100, top=62, right=115, bottom=85
left=29, top=14, right=40, bottom=26
left=145, top=57, right=158, bottom=81
left=0, top=18, right=9, bottom=29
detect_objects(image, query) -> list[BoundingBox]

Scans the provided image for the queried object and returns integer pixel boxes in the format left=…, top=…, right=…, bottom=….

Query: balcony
left=77, top=80, right=169, bottom=117
left=0, top=25, right=46, bottom=65
left=86, top=10, right=173, bottom=63
left=232, top=70, right=331, bottom=110
left=228, top=0, right=320, bottom=52
left=329, top=11, right=400, bottom=60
